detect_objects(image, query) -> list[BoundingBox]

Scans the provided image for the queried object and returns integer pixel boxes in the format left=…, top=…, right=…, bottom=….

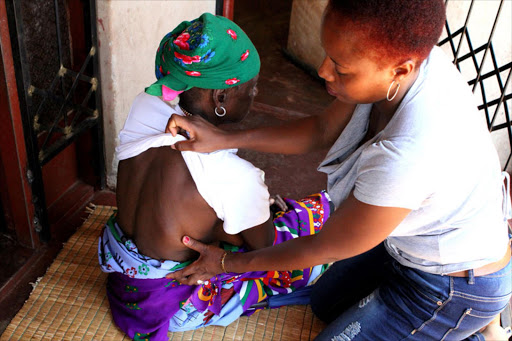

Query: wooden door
left=0, top=0, right=104, bottom=248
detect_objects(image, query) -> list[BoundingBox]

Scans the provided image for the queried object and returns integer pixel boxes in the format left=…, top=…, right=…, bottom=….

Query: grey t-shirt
left=318, top=47, right=509, bottom=275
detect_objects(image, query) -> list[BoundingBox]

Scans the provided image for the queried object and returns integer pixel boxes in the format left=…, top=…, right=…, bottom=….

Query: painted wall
left=97, top=1, right=216, bottom=188
left=287, top=0, right=328, bottom=72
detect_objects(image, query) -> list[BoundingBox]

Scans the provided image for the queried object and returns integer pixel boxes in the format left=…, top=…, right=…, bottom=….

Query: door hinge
left=33, top=216, right=42, bottom=233
left=26, top=169, right=34, bottom=184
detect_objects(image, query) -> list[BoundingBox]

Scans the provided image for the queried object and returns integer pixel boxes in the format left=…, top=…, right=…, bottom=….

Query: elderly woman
left=98, top=13, right=331, bottom=341
left=166, top=1, right=512, bottom=340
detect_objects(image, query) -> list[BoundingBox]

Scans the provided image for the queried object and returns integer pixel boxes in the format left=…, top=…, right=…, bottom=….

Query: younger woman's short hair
left=327, top=0, right=446, bottom=66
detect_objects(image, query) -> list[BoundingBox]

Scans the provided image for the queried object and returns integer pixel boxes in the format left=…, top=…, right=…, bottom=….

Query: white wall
left=96, top=0, right=216, bottom=188
left=287, top=0, right=328, bottom=71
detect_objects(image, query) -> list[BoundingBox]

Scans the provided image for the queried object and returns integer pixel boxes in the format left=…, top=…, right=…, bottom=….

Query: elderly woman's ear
left=212, top=89, right=227, bottom=107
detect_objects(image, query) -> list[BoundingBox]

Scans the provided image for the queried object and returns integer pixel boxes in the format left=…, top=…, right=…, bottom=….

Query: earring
left=386, top=80, right=400, bottom=102
left=215, top=106, right=226, bottom=117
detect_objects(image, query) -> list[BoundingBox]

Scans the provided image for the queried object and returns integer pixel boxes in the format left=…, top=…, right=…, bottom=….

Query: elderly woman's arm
left=239, top=218, right=275, bottom=251
left=166, top=99, right=356, bottom=154
left=167, top=193, right=411, bottom=285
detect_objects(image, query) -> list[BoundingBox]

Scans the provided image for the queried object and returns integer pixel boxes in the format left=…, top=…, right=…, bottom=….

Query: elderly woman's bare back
left=116, top=146, right=246, bottom=262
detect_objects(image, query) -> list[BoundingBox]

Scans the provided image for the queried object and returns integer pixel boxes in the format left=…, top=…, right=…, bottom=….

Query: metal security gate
left=4, top=0, right=104, bottom=243
left=438, top=0, right=512, bottom=171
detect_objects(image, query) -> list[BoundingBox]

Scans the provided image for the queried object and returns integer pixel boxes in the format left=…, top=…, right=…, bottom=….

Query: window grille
left=438, top=0, right=512, bottom=171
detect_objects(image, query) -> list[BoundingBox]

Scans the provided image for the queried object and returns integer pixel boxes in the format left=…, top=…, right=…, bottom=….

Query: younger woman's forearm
left=224, top=116, right=323, bottom=155
left=223, top=99, right=356, bottom=154
left=226, top=234, right=338, bottom=273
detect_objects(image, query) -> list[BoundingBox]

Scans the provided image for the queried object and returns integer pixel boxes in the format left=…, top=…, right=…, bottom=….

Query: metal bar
left=438, top=27, right=464, bottom=46
left=53, top=0, right=67, bottom=124
left=489, top=45, right=504, bottom=92
left=32, top=65, right=97, bottom=133
left=29, top=66, right=97, bottom=132
left=30, top=87, right=95, bottom=118
left=440, top=22, right=458, bottom=60
left=467, top=62, right=511, bottom=86
left=453, top=0, right=474, bottom=64
left=6, top=0, right=50, bottom=242
left=479, top=94, right=512, bottom=112
left=455, top=44, right=486, bottom=64
left=463, top=33, right=491, bottom=128
left=216, top=0, right=224, bottom=16
left=89, top=0, right=105, bottom=189
left=53, top=0, right=64, bottom=68
left=478, top=79, right=490, bottom=129
left=40, top=48, right=94, bottom=152
left=31, top=71, right=61, bottom=132
left=489, top=47, right=512, bottom=152
left=491, top=118, right=512, bottom=132
left=505, top=151, right=512, bottom=171
left=62, top=67, right=95, bottom=84
left=70, top=83, right=95, bottom=127
left=489, top=68, right=512, bottom=131
left=488, top=46, right=509, bottom=130
left=40, top=117, right=99, bottom=165
left=472, top=0, right=504, bottom=92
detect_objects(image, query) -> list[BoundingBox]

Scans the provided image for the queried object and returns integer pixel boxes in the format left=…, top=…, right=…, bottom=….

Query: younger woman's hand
left=166, top=115, right=228, bottom=153
left=165, top=236, right=227, bottom=285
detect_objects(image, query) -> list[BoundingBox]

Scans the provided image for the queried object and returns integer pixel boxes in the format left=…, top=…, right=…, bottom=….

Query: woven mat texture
left=0, top=205, right=326, bottom=340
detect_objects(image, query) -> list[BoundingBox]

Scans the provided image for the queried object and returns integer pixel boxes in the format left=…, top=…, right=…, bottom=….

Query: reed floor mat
left=0, top=205, right=325, bottom=340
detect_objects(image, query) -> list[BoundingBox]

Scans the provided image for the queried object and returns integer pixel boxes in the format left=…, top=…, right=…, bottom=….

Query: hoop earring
left=386, top=80, right=400, bottom=102
left=215, top=106, right=226, bottom=117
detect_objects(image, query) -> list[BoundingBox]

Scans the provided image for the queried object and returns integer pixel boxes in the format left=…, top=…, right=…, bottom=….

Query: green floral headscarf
left=145, top=13, right=260, bottom=100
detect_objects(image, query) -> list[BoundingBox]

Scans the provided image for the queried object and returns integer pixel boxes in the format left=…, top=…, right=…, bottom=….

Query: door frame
left=0, top=0, right=39, bottom=248
left=217, top=0, right=234, bottom=19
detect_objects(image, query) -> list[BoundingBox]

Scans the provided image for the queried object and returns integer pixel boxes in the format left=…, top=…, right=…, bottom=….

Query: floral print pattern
left=202, top=49, right=215, bottom=63
left=173, top=32, right=191, bottom=50
left=125, top=267, right=137, bottom=278
left=173, top=21, right=208, bottom=52
left=156, top=65, right=163, bottom=79
left=138, top=264, right=150, bottom=276
left=225, top=78, right=240, bottom=85
left=126, top=302, right=141, bottom=310
left=133, top=332, right=150, bottom=341
left=146, top=13, right=261, bottom=118
left=125, top=240, right=137, bottom=251
left=198, top=34, right=209, bottom=48
left=241, top=50, right=249, bottom=61
left=174, top=52, right=201, bottom=66
left=104, top=252, right=112, bottom=261
left=125, top=285, right=139, bottom=293
left=185, top=71, right=201, bottom=77
left=227, top=29, right=237, bottom=40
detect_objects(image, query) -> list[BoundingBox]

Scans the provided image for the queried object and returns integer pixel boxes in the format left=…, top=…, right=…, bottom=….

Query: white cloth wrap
left=116, top=92, right=270, bottom=234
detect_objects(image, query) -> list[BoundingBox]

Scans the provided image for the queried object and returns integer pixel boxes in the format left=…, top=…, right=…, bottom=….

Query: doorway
left=227, top=1, right=332, bottom=199
left=1, top=0, right=104, bottom=247
left=0, top=0, right=105, bottom=320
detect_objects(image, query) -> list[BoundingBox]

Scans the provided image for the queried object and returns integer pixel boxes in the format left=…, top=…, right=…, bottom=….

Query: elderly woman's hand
left=165, top=236, right=227, bottom=285
left=166, top=115, right=228, bottom=153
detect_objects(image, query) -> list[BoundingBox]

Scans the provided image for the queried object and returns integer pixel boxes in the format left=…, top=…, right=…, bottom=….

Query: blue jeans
left=311, top=243, right=512, bottom=341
